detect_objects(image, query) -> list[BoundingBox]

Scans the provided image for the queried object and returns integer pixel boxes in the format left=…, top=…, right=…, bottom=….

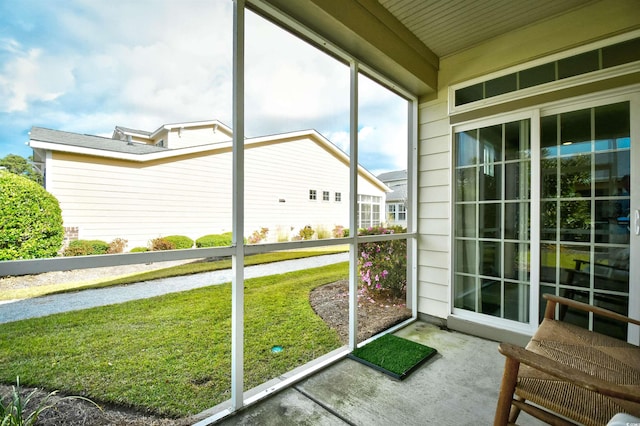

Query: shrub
left=276, top=230, right=289, bottom=243
left=358, top=225, right=407, bottom=298
left=162, top=235, right=193, bottom=249
left=62, top=241, right=92, bottom=257
left=316, top=226, right=331, bottom=240
left=0, top=171, right=63, bottom=260
left=196, top=232, right=233, bottom=248
left=130, top=247, right=149, bottom=253
left=150, top=238, right=175, bottom=251
left=332, top=225, right=347, bottom=238
left=107, top=238, right=128, bottom=254
left=63, top=239, right=109, bottom=257
left=0, top=376, right=100, bottom=425
left=248, top=227, right=269, bottom=244
left=298, top=225, right=315, bottom=240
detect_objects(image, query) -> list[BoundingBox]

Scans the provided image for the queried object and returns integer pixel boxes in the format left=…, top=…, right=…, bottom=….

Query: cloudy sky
left=0, top=0, right=408, bottom=175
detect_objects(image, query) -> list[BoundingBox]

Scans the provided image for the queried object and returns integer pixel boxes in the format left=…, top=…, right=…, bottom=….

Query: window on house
left=335, top=192, right=341, bottom=202
left=387, top=204, right=396, bottom=222
left=322, top=191, right=329, bottom=201
left=398, top=203, right=406, bottom=221
left=357, top=194, right=382, bottom=228
left=309, top=189, right=316, bottom=200
left=386, top=203, right=407, bottom=224
left=453, top=36, right=640, bottom=108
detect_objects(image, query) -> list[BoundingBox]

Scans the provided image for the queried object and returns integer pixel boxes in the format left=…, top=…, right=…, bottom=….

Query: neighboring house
left=29, top=121, right=388, bottom=249
left=377, top=170, right=406, bottom=228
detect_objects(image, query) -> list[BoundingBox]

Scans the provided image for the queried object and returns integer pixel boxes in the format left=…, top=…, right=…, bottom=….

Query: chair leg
left=494, top=356, right=520, bottom=426
left=508, top=396, right=524, bottom=423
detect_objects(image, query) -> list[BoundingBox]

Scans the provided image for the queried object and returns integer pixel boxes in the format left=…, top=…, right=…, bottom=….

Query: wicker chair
left=494, top=294, right=640, bottom=426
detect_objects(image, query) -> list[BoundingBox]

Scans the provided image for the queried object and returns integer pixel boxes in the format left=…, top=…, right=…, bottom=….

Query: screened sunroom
left=1, top=0, right=638, bottom=424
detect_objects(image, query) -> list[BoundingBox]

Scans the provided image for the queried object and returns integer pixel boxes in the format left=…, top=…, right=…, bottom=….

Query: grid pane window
left=454, top=119, right=531, bottom=322
left=357, top=195, right=382, bottom=228
left=539, top=102, right=630, bottom=340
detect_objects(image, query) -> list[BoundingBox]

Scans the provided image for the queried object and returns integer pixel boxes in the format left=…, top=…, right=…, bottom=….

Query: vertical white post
left=407, top=99, right=419, bottom=315
left=349, top=61, right=359, bottom=350
left=231, top=0, right=245, bottom=412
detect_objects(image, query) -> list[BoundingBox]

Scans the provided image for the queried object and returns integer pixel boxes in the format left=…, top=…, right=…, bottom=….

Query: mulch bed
left=309, top=279, right=412, bottom=344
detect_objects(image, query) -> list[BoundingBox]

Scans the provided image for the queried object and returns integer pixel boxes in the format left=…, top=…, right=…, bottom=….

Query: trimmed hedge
left=196, top=233, right=233, bottom=248
left=63, top=239, right=109, bottom=257
left=162, top=235, right=193, bottom=249
left=130, top=247, right=149, bottom=253
left=0, top=171, right=63, bottom=260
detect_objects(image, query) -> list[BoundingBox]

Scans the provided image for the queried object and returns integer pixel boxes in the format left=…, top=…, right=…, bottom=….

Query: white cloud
left=0, top=47, right=75, bottom=112
left=1, top=0, right=408, bottom=173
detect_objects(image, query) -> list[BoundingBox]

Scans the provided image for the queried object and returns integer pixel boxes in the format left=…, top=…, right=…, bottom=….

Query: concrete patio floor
left=211, top=321, right=545, bottom=425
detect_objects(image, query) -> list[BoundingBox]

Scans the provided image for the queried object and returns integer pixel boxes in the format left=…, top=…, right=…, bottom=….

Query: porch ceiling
left=252, top=0, right=597, bottom=98
left=377, top=0, right=594, bottom=58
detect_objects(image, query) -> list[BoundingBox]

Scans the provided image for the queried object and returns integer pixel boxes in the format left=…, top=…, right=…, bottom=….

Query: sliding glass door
left=453, top=96, right=637, bottom=340
left=539, top=101, right=631, bottom=340
left=453, top=116, right=532, bottom=323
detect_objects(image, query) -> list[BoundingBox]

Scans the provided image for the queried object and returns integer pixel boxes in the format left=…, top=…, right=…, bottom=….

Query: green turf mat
left=347, top=334, right=437, bottom=380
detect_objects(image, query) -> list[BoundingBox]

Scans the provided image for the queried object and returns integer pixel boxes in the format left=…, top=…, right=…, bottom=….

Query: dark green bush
left=162, top=235, right=193, bottom=249
left=130, top=247, right=149, bottom=253
left=0, top=171, right=63, bottom=260
left=196, top=232, right=233, bottom=248
left=150, top=238, right=175, bottom=251
left=63, top=239, right=109, bottom=257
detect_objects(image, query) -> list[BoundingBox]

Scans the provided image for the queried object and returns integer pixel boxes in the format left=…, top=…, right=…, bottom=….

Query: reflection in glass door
left=539, top=102, right=630, bottom=340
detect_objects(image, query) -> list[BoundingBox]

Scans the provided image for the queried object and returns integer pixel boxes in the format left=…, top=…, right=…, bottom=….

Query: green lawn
left=0, top=262, right=347, bottom=418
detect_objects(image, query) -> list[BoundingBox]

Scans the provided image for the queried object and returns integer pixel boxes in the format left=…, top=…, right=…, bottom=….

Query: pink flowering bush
left=358, top=225, right=407, bottom=298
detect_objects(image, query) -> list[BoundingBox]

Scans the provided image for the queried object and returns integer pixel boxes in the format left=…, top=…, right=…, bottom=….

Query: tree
left=0, top=154, right=43, bottom=185
left=0, top=171, right=64, bottom=260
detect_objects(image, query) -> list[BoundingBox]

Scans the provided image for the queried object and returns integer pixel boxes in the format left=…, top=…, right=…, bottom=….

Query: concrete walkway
left=0, top=253, right=348, bottom=324
left=211, top=321, right=545, bottom=426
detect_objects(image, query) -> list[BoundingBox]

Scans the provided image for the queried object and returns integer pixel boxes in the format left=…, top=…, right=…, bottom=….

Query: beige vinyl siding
left=416, top=0, right=638, bottom=320
left=417, top=100, right=450, bottom=318
left=48, top=135, right=386, bottom=249
left=244, top=137, right=348, bottom=237
left=243, top=136, right=384, bottom=238
left=50, top=151, right=232, bottom=249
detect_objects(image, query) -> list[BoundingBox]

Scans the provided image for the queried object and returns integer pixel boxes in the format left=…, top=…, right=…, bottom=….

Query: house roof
left=29, top=125, right=390, bottom=193
left=113, top=126, right=152, bottom=139
left=112, top=120, right=233, bottom=140
left=377, top=170, right=406, bottom=202
left=377, top=169, right=406, bottom=183
left=30, top=127, right=166, bottom=155
left=386, top=183, right=406, bottom=202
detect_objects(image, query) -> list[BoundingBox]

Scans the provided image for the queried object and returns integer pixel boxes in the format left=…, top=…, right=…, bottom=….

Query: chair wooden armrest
left=542, top=293, right=640, bottom=326
left=498, top=342, right=640, bottom=403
